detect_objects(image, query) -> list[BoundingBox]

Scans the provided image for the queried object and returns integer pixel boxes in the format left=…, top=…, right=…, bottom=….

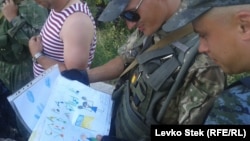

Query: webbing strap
left=119, top=24, right=194, bottom=77
left=148, top=57, right=180, bottom=91
left=136, top=46, right=174, bottom=64
left=156, top=40, right=199, bottom=122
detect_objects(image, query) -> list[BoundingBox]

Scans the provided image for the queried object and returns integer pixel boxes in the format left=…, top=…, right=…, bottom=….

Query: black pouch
left=114, top=80, right=151, bottom=141
left=136, top=46, right=180, bottom=91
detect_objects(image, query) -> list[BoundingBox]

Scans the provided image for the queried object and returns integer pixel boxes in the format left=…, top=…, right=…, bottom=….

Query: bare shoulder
left=65, top=12, right=94, bottom=27
left=60, top=12, right=95, bottom=39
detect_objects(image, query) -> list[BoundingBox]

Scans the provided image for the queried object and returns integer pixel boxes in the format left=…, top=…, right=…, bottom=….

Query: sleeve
left=177, top=53, right=227, bottom=124
left=204, top=78, right=250, bottom=125
left=61, top=69, right=90, bottom=86
left=7, top=1, right=48, bottom=46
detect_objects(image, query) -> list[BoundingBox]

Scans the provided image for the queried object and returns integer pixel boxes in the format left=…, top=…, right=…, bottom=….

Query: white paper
left=7, top=65, right=60, bottom=132
left=29, top=75, right=113, bottom=141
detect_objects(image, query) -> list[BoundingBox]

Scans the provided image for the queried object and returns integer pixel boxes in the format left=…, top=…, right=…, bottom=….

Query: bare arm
left=87, top=56, right=125, bottom=83
left=61, top=12, right=94, bottom=70
left=29, top=12, right=94, bottom=72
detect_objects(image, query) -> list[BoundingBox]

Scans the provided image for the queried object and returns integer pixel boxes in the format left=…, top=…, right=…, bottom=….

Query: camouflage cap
left=98, top=0, right=130, bottom=22
left=162, top=0, right=250, bottom=32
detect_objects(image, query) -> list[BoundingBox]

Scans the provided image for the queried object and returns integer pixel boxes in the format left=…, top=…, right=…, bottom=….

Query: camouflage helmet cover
left=98, top=0, right=130, bottom=22
left=163, top=0, right=250, bottom=32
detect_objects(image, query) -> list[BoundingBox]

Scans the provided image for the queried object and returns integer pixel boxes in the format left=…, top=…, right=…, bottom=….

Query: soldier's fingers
left=36, top=35, right=42, bottom=41
left=96, top=135, right=102, bottom=141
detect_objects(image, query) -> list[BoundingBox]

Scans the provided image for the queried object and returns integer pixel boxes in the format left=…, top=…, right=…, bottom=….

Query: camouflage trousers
left=0, top=57, right=34, bottom=93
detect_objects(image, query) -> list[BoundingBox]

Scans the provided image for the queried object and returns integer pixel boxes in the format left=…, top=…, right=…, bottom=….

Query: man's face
left=193, top=12, right=243, bottom=74
left=122, top=0, right=172, bottom=36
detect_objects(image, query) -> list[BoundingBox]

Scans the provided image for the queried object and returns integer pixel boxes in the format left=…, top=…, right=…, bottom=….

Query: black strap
left=156, top=40, right=199, bottom=122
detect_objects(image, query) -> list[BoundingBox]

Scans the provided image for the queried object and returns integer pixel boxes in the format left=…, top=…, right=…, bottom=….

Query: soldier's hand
left=2, top=0, right=18, bottom=22
left=29, top=35, right=43, bottom=57
left=96, top=135, right=102, bottom=141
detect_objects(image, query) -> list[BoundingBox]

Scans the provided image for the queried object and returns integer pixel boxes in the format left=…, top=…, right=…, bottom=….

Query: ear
left=237, top=11, right=250, bottom=40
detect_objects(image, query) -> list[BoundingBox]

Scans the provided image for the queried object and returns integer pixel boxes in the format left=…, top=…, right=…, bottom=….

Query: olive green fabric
left=0, top=0, right=48, bottom=92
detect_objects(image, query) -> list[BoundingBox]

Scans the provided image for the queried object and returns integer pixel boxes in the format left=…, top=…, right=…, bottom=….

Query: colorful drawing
left=75, top=115, right=94, bottom=129
left=47, top=116, right=66, bottom=124
left=34, top=103, right=45, bottom=119
left=45, top=123, right=65, bottom=140
left=27, top=73, right=112, bottom=141
left=26, top=91, right=35, bottom=103
left=80, top=134, right=97, bottom=141
left=45, top=77, right=51, bottom=88
left=55, top=96, right=79, bottom=112
left=78, top=96, right=103, bottom=113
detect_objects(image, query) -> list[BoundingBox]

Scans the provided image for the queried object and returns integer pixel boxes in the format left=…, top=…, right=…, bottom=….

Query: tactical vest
left=111, top=29, right=199, bottom=140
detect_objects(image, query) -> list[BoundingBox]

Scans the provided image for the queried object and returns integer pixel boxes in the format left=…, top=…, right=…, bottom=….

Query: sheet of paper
left=29, top=75, right=113, bottom=141
left=8, top=65, right=60, bottom=131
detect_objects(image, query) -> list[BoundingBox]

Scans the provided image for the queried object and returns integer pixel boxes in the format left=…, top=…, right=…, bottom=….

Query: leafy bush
left=85, top=0, right=130, bottom=67
left=91, top=20, right=131, bottom=67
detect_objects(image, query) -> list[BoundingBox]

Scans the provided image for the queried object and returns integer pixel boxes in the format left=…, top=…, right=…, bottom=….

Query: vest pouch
left=115, top=80, right=151, bottom=141
left=137, top=46, right=180, bottom=91
left=112, top=73, right=129, bottom=101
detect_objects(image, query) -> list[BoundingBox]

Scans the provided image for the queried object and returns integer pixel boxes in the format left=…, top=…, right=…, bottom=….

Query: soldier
left=0, top=0, right=48, bottom=93
left=163, top=0, right=250, bottom=124
left=63, top=0, right=226, bottom=140
left=0, top=0, right=48, bottom=140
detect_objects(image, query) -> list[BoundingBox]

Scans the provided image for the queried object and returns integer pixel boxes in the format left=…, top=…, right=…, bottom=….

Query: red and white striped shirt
left=33, top=2, right=97, bottom=77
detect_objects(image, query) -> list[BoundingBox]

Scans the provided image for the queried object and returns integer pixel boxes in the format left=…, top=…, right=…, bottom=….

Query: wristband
left=32, top=52, right=43, bottom=63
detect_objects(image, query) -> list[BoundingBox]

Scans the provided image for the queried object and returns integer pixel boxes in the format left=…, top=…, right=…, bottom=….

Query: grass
left=91, top=22, right=130, bottom=67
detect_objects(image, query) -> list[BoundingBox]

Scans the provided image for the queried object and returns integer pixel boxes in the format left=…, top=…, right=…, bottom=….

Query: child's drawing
left=77, top=96, right=103, bottom=113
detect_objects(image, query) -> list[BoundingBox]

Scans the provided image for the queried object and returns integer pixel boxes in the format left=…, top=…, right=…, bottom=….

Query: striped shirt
left=33, top=2, right=97, bottom=77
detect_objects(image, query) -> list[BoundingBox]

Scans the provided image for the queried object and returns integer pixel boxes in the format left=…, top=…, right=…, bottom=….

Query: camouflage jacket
left=0, top=0, right=48, bottom=92
left=0, top=0, right=48, bottom=62
left=205, top=77, right=250, bottom=124
left=112, top=29, right=226, bottom=141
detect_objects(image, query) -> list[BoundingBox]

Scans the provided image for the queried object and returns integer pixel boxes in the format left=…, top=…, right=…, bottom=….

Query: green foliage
left=91, top=20, right=131, bottom=68
left=85, top=0, right=99, bottom=16
left=85, top=0, right=130, bottom=68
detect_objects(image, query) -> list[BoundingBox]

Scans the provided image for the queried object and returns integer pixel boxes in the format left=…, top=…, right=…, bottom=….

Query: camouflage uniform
left=0, top=0, right=48, bottom=140
left=205, top=77, right=250, bottom=124
left=0, top=0, right=48, bottom=93
left=111, top=29, right=226, bottom=141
